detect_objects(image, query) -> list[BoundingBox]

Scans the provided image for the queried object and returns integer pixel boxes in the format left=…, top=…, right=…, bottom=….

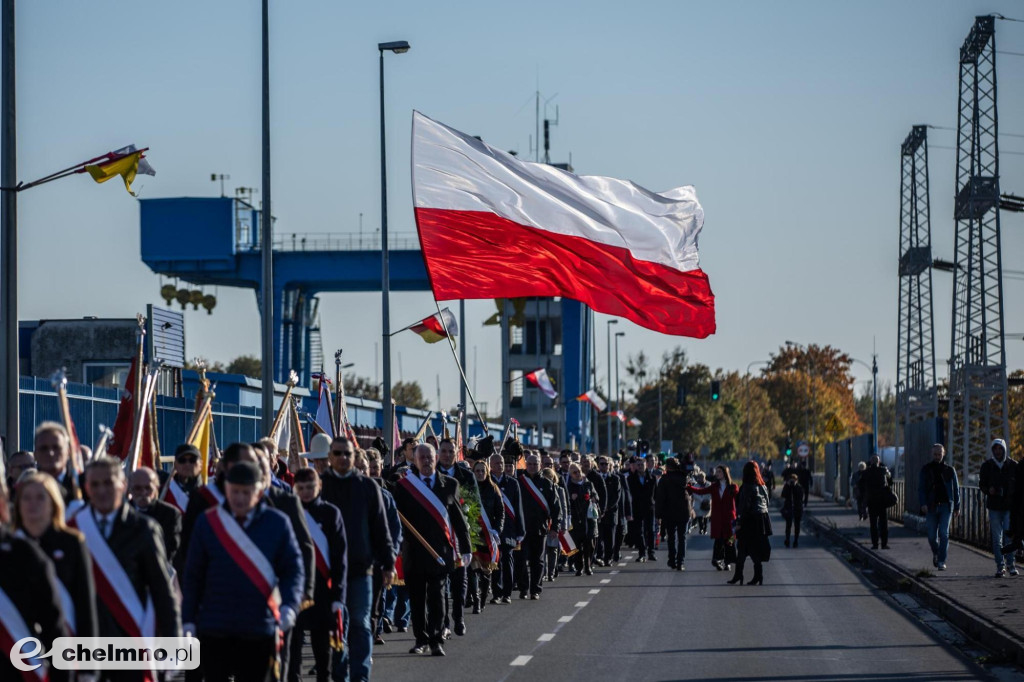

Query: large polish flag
left=412, top=112, right=715, bottom=338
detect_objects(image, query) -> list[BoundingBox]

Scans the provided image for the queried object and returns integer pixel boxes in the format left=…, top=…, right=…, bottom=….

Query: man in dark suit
left=517, top=453, right=561, bottom=599
left=627, top=456, right=658, bottom=562
left=34, top=421, right=80, bottom=505
left=436, top=438, right=477, bottom=638
left=490, top=453, right=524, bottom=604
left=130, top=467, right=183, bottom=568
left=596, top=455, right=623, bottom=565
left=159, top=443, right=203, bottom=514
left=75, top=457, right=181, bottom=652
left=392, top=443, right=471, bottom=657
left=292, top=467, right=347, bottom=682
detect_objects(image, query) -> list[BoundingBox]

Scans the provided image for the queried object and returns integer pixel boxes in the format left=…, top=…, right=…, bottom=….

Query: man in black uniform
left=292, top=467, right=347, bottom=682
left=627, top=457, right=658, bottom=561
left=436, top=438, right=477, bottom=638
left=517, top=454, right=560, bottom=599
left=596, top=455, right=623, bottom=566
left=490, top=453, right=524, bottom=604
left=392, top=444, right=471, bottom=657
left=130, top=467, right=183, bottom=568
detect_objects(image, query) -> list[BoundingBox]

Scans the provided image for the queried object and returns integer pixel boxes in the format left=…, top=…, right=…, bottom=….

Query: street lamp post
left=615, top=331, right=625, bottom=451
left=605, top=319, right=618, bottom=454
left=745, top=360, right=769, bottom=458
left=1, top=0, right=17, bottom=451
left=851, top=354, right=879, bottom=455
left=378, top=40, right=410, bottom=448
left=259, top=0, right=275, bottom=434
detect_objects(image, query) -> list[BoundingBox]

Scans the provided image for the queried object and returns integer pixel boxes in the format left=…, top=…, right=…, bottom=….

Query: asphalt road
left=303, top=508, right=997, bottom=682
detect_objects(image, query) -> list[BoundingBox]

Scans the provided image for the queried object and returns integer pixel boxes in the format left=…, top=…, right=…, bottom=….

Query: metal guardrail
left=237, top=231, right=423, bottom=253
left=887, top=479, right=905, bottom=524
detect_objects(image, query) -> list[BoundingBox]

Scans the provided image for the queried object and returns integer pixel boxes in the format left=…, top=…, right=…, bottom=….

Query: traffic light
left=676, top=386, right=686, bottom=406
left=710, top=380, right=720, bottom=401
left=785, top=436, right=793, bottom=457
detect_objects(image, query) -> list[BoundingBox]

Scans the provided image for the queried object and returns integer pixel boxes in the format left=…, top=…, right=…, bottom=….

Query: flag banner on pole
left=558, top=530, right=579, bottom=557
left=612, top=410, right=628, bottom=423
left=628, top=417, right=642, bottom=427
left=406, top=307, right=458, bottom=343
left=576, top=389, right=607, bottom=412
left=313, top=375, right=335, bottom=437
left=524, top=368, right=558, bottom=399
left=83, top=144, right=153, bottom=197
left=412, top=112, right=715, bottom=338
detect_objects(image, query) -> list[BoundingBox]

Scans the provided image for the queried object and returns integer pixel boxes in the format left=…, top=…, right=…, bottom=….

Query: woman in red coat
left=687, top=466, right=739, bottom=570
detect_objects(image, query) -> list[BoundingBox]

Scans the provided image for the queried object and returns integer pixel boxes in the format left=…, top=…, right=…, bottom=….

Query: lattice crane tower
left=947, top=15, right=1010, bottom=481
left=897, top=125, right=938, bottom=438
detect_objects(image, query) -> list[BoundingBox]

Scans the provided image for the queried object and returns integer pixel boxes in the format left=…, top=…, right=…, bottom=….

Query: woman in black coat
left=468, top=459, right=505, bottom=613
left=654, top=457, right=692, bottom=571
left=13, top=471, right=98, bottom=640
left=729, top=461, right=771, bottom=586
left=781, top=473, right=805, bottom=548
left=566, top=463, right=598, bottom=575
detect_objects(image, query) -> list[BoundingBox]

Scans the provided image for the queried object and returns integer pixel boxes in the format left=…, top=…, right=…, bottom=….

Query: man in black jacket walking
left=596, top=456, right=622, bottom=566
left=437, top=438, right=477, bottom=637
left=130, top=467, right=183, bottom=568
left=628, top=458, right=658, bottom=561
left=980, top=439, right=1017, bottom=576
left=517, top=454, right=561, bottom=599
left=654, top=458, right=691, bottom=570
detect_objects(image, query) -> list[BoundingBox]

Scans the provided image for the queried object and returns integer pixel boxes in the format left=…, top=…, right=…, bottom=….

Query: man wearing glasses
left=321, top=436, right=395, bottom=682
left=161, top=443, right=203, bottom=514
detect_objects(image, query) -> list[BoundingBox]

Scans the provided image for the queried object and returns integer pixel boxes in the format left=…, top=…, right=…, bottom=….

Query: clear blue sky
left=10, top=0, right=1024, bottom=414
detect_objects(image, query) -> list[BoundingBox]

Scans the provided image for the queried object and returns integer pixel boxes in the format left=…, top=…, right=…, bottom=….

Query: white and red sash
left=198, top=483, right=225, bottom=507
left=474, top=507, right=500, bottom=565
left=70, top=509, right=155, bottom=640
left=398, top=473, right=456, bottom=554
left=500, top=490, right=516, bottom=520
left=205, top=506, right=280, bottom=620
left=163, top=478, right=190, bottom=513
left=519, top=474, right=550, bottom=515
left=0, top=585, right=46, bottom=681
left=304, top=509, right=332, bottom=588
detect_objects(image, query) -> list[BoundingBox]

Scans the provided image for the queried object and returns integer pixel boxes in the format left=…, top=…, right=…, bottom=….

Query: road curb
left=804, top=510, right=1024, bottom=666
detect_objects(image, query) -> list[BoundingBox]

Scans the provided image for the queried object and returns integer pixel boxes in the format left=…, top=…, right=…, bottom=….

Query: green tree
left=225, top=355, right=261, bottom=379
left=344, top=372, right=381, bottom=400
left=854, top=381, right=896, bottom=447
left=393, top=380, right=429, bottom=410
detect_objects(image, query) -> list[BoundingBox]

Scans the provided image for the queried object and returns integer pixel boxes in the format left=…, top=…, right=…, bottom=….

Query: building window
left=83, top=362, right=131, bottom=390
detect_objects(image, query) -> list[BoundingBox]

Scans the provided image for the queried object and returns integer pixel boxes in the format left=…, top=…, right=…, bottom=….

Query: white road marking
left=558, top=615, right=574, bottom=623
left=610, top=570, right=620, bottom=575
left=617, top=563, right=627, bottom=566
left=537, top=633, right=556, bottom=642
left=510, top=655, right=533, bottom=666
left=589, top=589, right=601, bottom=594
left=575, top=601, right=590, bottom=607
left=600, top=579, right=611, bottom=584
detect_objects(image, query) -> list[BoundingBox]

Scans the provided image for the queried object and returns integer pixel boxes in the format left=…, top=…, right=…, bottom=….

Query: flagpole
left=431, top=299, right=488, bottom=435
left=459, top=300, right=468, bottom=446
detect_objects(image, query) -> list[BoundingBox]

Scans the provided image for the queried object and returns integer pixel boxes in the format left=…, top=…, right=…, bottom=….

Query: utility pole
left=259, top=0, right=275, bottom=434
left=1, top=0, right=17, bottom=452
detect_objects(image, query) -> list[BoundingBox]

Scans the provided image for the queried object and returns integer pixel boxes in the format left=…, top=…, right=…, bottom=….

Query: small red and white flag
left=524, top=368, right=557, bottom=399
left=628, top=417, right=643, bottom=427
left=612, top=410, right=628, bottom=423
left=558, top=530, right=578, bottom=557
left=576, top=389, right=607, bottom=412
left=412, top=112, right=715, bottom=338
left=404, top=308, right=458, bottom=344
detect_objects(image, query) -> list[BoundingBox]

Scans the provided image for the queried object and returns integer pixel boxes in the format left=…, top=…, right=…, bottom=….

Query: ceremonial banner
left=313, top=375, right=336, bottom=438
left=406, top=308, right=458, bottom=343
left=612, top=411, right=628, bottom=422
left=524, top=368, right=558, bottom=399
left=558, top=529, right=579, bottom=557
left=628, top=417, right=643, bottom=427
left=576, top=389, right=607, bottom=412
left=412, top=112, right=715, bottom=338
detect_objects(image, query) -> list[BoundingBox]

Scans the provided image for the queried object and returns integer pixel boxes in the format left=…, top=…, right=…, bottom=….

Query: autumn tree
left=344, top=372, right=381, bottom=400
left=392, top=380, right=429, bottom=410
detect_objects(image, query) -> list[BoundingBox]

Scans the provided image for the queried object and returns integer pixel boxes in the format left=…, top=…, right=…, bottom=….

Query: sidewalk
left=804, top=496, right=1024, bottom=665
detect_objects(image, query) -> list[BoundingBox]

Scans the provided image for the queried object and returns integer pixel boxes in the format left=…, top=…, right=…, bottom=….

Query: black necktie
left=98, top=516, right=110, bottom=539
left=424, top=476, right=433, bottom=488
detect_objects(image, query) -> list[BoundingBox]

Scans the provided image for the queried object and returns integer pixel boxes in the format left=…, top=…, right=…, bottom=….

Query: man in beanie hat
left=183, top=458, right=305, bottom=681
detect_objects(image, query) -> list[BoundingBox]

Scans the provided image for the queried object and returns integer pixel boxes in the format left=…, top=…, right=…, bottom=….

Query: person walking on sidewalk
left=851, top=462, right=868, bottom=521
left=780, top=473, right=804, bottom=547
left=918, top=444, right=961, bottom=571
left=980, top=439, right=1017, bottom=577
left=861, top=455, right=893, bottom=551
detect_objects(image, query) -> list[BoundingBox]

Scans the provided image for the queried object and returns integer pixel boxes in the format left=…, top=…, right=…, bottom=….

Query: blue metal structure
left=139, top=196, right=584, bottom=448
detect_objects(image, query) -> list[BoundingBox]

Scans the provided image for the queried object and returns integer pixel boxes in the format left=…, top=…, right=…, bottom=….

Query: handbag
left=587, top=502, right=601, bottom=520
left=724, top=540, right=738, bottom=565
left=882, top=486, right=899, bottom=509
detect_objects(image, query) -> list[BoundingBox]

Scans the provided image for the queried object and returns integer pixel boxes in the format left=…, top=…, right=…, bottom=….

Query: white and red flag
left=412, top=112, right=715, bottom=338
left=628, top=417, right=643, bottom=427
left=612, top=410, right=628, bottom=423
left=524, top=368, right=558, bottom=399
left=576, top=389, right=607, bottom=412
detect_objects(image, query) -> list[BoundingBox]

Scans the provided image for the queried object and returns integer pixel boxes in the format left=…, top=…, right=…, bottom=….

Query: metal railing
left=887, top=479, right=905, bottom=523
left=885, top=479, right=993, bottom=552
left=236, top=231, right=422, bottom=253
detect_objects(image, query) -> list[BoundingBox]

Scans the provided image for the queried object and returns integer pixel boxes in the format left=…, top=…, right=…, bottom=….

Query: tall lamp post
left=378, top=40, right=410, bottom=447
left=605, top=319, right=618, bottom=454
left=1, top=0, right=17, bottom=450
left=851, top=354, right=879, bottom=455
left=259, top=0, right=275, bottom=433
left=744, top=360, right=769, bottom=458
left=615, top=331, right=625, bottom=451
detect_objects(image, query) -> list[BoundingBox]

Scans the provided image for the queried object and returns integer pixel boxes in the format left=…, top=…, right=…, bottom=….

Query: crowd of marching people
left=1, top=419, right=790, bottom=682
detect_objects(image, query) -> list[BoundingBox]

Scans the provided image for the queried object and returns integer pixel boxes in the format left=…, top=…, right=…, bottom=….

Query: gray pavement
left=297, top=505, right=1006, bottom=681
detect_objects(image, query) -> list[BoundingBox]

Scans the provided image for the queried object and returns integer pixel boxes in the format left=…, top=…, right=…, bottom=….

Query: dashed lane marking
left=588, top=589, right=601, bottom=594
left=558, top=616, right=573, bottom=623
left=510, top=655, right=533, bottom=666
left=609, top=570, right=620, bottom=575
left=575, top=601, right=590, bottom=607
left=600, top=579, right=611, bottom=584
left=537, top=633, right=555, bottom=642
